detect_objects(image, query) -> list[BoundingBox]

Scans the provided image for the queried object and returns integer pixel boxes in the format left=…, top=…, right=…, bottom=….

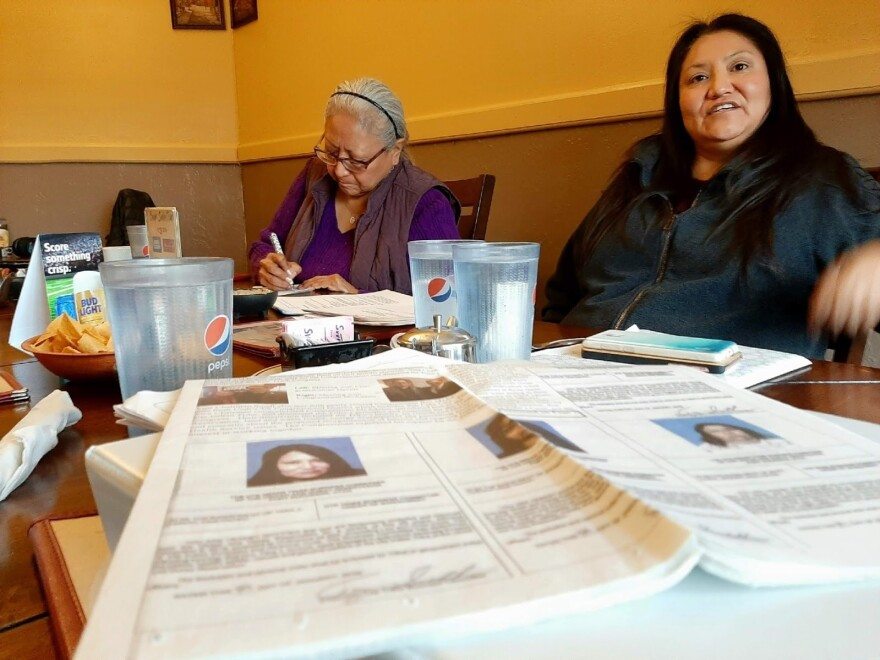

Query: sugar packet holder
left=276, top=316, right=374, bottom=370
left=280, top=316, right=355, bottom=346
left=276, top=334, right=375, bottom=371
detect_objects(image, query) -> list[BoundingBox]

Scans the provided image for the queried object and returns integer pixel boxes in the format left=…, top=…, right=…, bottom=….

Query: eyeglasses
left=313, top=140, right=387, bottom=173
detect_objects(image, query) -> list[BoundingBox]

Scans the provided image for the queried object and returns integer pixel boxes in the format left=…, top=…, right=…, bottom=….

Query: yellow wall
left=233, top=0, right=880, bottom=161
left=0, top=1, right=238, bottom=163
left=1, top=1, right=877, bottom=164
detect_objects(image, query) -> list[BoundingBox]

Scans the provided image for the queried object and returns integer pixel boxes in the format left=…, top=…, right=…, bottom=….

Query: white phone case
left=581, top=330, right=740, bottom=365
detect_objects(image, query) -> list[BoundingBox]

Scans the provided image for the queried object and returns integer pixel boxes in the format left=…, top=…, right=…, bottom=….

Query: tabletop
left=2, top=312, right=880, bottom=658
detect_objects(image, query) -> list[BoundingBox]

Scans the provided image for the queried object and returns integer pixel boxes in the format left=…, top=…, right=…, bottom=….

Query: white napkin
left=113, top=389, right=180, bottom=432
left=0, top=390, right=82, bottom=501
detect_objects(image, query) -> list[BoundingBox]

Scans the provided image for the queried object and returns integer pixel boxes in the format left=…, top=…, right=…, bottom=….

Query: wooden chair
left=830, top=166, right=880, bottom=364
left=444, top=174, right=496, bottom=241
left=830, top=334, right=868, bottom=364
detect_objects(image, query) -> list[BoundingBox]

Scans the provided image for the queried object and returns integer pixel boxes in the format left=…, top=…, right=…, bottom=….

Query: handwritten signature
left=317, top=563, right=489, bottom=603
left=674, top=403, right=739, bottom=417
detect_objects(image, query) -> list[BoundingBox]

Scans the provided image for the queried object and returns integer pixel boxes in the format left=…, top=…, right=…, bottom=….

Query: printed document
left=79, top=351, right=880, bottom=658
left=79, top=358, right=696, bottom=658
left=449, top=355, right=880, bottom=585
left=273, top=290, right=414, bottom=326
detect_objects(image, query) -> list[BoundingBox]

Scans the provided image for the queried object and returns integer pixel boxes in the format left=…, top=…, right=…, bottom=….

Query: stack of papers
left=716, top=344, right=811, bottom=388
left=0, top=370, right=28, bottom=404
left=232, top=321, right=286, bottom=358
left=79, top=349, right=880, bottom=658
left=273, top=290, right=414, bottom=326
left=535, top=336, right=812, bottom=389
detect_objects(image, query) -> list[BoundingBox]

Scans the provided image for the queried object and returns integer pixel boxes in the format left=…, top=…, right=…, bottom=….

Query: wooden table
left=2, top=316, right=880, bottom=658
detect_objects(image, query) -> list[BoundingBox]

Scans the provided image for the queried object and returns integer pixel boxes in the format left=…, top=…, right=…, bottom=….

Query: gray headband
left=331, top=91, right=402, bottom=139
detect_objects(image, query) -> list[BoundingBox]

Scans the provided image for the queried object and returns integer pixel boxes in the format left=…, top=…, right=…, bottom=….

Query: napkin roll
left=0, top=390, right=83, bottom=501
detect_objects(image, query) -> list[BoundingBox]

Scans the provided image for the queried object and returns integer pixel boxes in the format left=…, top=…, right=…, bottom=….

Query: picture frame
left=170, top=0, right=226, bottom=30
left=231, top=0, right=258, bottom=29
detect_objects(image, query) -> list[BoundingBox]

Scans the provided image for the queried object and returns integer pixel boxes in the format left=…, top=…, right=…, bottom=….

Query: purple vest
left=284, top=159, right=459, bottom=293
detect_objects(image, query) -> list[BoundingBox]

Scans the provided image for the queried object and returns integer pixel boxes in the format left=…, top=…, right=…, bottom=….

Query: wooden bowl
left=22, top=336, right=117, bottom=381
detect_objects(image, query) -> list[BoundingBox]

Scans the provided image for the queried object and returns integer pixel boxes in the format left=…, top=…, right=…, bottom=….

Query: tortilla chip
left=32, top=332, right=56, bottom=348
left=92, top=321, right=113, bottom=340
left=77, top=333, right=107, bottom=354
left=34, top=312, right=114, bottom=353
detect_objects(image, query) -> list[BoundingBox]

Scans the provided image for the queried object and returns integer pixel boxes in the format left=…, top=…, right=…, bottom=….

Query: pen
left=269, top=232, right=295, bottom=288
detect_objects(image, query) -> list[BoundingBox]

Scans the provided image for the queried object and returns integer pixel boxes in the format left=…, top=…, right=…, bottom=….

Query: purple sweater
left=249, top=166, right=459, bottom=291
left=297, top=188, right=458, bottom=282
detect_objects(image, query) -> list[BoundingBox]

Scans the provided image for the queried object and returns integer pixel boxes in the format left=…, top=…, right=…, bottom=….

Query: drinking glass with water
left=408, top=239, right=482, bottom=328
left=453, top=242, right=540, bottom=363
left=100, top=257, right=233, bottom=400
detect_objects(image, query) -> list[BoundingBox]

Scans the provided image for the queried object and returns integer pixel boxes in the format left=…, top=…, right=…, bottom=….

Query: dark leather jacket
left=543, top=136, right=880, bottom=357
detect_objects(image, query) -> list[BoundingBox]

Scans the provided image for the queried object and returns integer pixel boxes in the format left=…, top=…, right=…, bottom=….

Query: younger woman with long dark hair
left=543, top=14, right=880, bottom=356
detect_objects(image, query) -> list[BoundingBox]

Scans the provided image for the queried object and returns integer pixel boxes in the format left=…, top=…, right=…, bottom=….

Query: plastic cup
left=100, top=257, right=233, bottom=400
left=408, top=239, right=482, bottom=328
left=102, top=246, right=132, bottom=262
left=126, top=225, right=150, bottom=259
left=453, top=242, right=540, bottom=363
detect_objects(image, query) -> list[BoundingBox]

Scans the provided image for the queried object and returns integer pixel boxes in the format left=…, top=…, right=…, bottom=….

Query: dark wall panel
left=0, top=163, right=247, bottom=271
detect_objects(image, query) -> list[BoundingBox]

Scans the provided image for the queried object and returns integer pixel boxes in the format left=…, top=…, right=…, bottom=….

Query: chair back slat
left=444, top=174, right=496, bottom=241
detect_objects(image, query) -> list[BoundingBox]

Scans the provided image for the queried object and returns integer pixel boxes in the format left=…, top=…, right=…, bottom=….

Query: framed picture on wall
left=170, top=0, right=226, bottom=30
left=231, top=0, right=258, bottom=29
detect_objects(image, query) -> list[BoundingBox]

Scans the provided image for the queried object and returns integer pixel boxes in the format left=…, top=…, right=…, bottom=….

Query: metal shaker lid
left=397, top=315, right=476, bottom=354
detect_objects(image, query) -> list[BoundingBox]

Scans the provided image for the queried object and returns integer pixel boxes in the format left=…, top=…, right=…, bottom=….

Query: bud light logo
left=204, top=315, right=231, bottom=357
left=427, top=277, right=452, bottom=303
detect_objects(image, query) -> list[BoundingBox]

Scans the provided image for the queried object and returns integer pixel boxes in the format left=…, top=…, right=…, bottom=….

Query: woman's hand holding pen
left=261, top=232, right=356, bottom=293
left=259, top=232, right=301, bottom=290
left=258, top=252, right=302, bottom=291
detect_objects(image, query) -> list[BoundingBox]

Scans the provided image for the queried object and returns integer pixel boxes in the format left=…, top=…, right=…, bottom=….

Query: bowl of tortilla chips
left=22, top=313, right=116, bottom=380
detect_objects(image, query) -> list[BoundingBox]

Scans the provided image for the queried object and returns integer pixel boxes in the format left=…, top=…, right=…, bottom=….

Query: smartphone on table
left=581, top=329, right=742, bottom=373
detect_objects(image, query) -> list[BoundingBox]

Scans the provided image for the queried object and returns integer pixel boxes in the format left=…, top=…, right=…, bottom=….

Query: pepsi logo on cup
left=204, top=315, right=232, bottom=357
left=427, top=277, right=452, bottom=303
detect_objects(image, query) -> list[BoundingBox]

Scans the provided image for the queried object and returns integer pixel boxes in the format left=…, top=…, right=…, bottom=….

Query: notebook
left=28, top=513, right=110, bottom=659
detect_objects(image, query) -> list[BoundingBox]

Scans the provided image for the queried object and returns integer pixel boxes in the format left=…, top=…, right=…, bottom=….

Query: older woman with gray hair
left=250, top=78, right=461, bottom=294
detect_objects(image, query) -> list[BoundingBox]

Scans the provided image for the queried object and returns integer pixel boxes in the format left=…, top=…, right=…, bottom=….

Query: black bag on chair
left=105, top=189, right=155, bottom=247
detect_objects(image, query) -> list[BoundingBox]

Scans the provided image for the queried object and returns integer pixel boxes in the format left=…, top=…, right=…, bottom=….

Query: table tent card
left=144, top=207, right=182, bottom=258
left=9, top=233, right=102, bottom=351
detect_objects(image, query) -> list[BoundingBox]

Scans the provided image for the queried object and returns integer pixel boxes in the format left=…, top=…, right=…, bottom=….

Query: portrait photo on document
left=652, top=415, right=780, bottom=449
left=379, top=376, right=461, bottom=402
left=467, top=413, right=542, bottom=459
left=515, top=419, right=584, bottom=454
left=246, top=437, right=366, bottom=487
